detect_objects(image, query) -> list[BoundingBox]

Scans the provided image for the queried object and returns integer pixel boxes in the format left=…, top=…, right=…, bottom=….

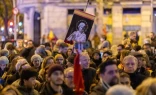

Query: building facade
left=17, top=0, right=156, bottom=45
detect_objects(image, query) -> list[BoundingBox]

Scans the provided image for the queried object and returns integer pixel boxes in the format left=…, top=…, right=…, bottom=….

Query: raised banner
left=64, top=10, right=95, bottom=44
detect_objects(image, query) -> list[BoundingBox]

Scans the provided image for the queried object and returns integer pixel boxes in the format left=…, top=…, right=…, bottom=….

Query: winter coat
left=82, top=67, right=96, bottom=93
left=16, top=80, right=40, bottom=95
left=90, top=82, right=109, bottom=95
left=40, top=82, right=74, bottom=95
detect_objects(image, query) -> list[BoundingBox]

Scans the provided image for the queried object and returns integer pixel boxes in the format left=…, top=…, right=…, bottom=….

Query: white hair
left=15, top=59, right=28, bottom=71
left=106, top=85, right=134, bottom=95
left=0, top=56, right=9, bottom=64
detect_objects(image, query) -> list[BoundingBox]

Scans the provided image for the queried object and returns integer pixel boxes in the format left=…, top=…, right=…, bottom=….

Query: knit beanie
left=47, top=64, right=64, bottom=77
left=31, top=54, right=42, bottom=63
left=0, top=56, right=9, bottom=64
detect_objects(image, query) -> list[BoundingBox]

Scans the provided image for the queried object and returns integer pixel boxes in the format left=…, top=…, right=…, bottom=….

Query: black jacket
left=16, top=81, right=40, bottom=95
left=40, top=82, right=74, bottom=95
left=90, top=82, right=108, bottom=95
left=126, top=72, right=146, bottom=89
left=82, top=67, right=96, bottom=93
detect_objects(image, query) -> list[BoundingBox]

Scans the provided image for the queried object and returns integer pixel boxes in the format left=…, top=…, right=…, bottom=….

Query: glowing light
left=1, top=27, right=4, bottom=31
left=9, top=28, right=13, bottom=32
left=10, top=22, right=13, bottom=26
left=18, top=22, right=22, bottom=26
left=19, top=30, right=23, bottom=34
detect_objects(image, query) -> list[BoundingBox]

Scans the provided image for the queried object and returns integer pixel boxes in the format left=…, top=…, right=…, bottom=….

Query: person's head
left=130, top=52, right=144, bottom=69
left=66, top=55, right=75, bottom=67
left=16, top=39, right=23, bottom=48
left=47, top=64, right=64, bottom=86
left=20, top=68, right=38, bottom=89
left=102, top=50, right=112, bottom=62
left=54, top=54, right=64, bottom=65
left=27, top=40, right=34, bottom=48
left=122, top=55, right=138, bottom=73
left=117, top=44, right=124, bottom=53
left=143, top=43, right=151, bottom=51
left=41, top=56, right=54, bottom=69
left=31, top=54, right=42, bottom=68
left=80, top=52, right=90, bottom=69
left=106, top=85, right=134, bottom=95
left=67, top=48, right=73, bottom=57
left=129, top=32, right=136, bottom=41
left=78, top=22, right=86, bottom=32
left=149, top=32, right=155, bottom=39
left=120, top=73, right=131, bottom=88
left=0, top=56, right=9, bottom=71
left=92, top=50, right=101, bottom=60
left=1, top=85, right=22, bottom=95
left=59, top=43, right=68, bottom=54
left=99, top=59, right=119, bottom=86
left=120, top=50, right=130, bottom=62
left=35, top=45, right=47, bottom=58
left=15, top=58, right=29, bottom=72
left=0, top=49, right=9, bottom=57
left=136, top=78, right=156, bottom=95
left=64, top=67, right=74, bottom=88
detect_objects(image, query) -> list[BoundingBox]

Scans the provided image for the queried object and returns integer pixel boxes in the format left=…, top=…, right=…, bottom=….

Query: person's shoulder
left=90, top=83, right=107, bottom=95
left=62, top=84, right=74, bottom=95
left=88, top=67, right=96, bottom=72
left=33, top=89, right=40, bottom=95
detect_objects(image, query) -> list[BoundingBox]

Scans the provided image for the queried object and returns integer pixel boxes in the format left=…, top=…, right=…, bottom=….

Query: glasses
left=65, top=76, right=73, bottom=79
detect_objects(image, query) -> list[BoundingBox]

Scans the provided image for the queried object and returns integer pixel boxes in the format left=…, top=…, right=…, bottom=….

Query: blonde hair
left=64, top=67, right=74, bottom=75
left=136, top=78, right=156, bottom=95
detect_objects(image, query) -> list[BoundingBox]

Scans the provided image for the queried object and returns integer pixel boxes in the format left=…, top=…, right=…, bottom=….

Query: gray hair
left=0, top=56, right=9, bottom=64
left=31, top=54, right=42, bottom=63
left=122, top=55, right=138, bottom=65
left=106, top=85, right=134, bottom=95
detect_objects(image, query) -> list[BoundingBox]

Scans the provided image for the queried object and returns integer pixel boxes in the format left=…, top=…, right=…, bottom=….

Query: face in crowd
left=120, top=73, right=131, bottom=88
left=64, top=67, right=74, bottom=89
left=49, top=70, right=64, bottom=86
left=93, top=53, right=100, bottom=60
left=55, top=54, right=64, bottom=65
left=136, top=57, right=144, bottom=69
left=129, top=32, right=137, bottom=41
left=122, top=55, right=138, bottom=73
left=0, top=63, right=6, bottom=71
left=32, top=58, right=41, bottom=68
left=100, top=62, right=120, bottom=86
left=16, top=39, right=23, bottom=48
left=80, top=53, right=90, bottom=69
left=24, top=76, right=36, bottom=89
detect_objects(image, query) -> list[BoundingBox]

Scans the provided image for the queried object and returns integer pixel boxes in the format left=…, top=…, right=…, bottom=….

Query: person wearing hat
left=0, top=56, right=9, bottom=77
left=31, top=54, right=42, bottom=72
left=40, top=64, right=74, bottom=95
left=16, top=68, right=39, bottom=95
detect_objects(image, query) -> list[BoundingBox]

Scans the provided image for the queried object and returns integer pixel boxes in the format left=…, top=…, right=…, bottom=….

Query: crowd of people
left=0, top=31, right=156, bottom=95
